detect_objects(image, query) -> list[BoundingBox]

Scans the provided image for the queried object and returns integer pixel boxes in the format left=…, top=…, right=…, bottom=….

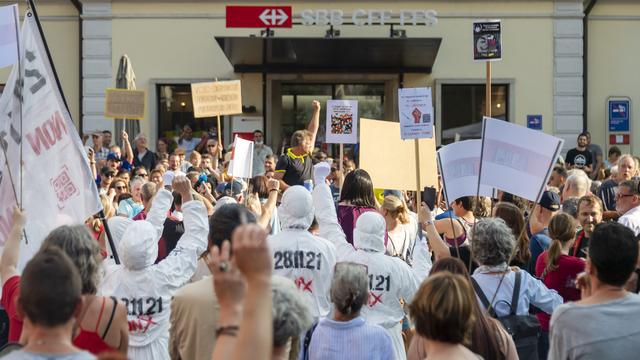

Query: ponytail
left=545, top=213, right=576, bottom=277
left=382, top=195, right=409, bottom=224
left=544, top=239, right=563, bottom=277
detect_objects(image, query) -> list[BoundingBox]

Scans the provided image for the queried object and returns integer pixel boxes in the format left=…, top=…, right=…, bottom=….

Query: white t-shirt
left=619, top=205, right=640, bottom=236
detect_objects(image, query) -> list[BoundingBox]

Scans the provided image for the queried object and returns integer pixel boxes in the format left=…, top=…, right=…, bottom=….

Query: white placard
left=228, top=136, right=254, bottom=178
left=325, top=100, right=358, bottom=144
left=437, top=140, right=494, bottom=205
left=398, top=87, right=434, bottom=139
left=479, top=117, right=564, bottom=202
left=0, top=4, right=19, bottom=69
left=0, top=13, right=102, bottom=270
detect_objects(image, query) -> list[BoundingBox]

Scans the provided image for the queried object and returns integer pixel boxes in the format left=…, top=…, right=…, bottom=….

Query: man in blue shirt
left=528, top=190, right=560, bottom=274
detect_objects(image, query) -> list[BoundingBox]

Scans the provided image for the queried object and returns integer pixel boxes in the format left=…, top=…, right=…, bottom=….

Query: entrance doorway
left=279, top=83, right=385, bottom=157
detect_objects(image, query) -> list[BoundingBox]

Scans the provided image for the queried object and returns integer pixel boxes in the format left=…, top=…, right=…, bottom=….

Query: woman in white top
left=381, top=195, right=418, bottom=264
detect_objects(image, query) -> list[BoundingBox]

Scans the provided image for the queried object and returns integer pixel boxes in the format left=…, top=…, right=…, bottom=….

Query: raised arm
left=155, top=177, right=208, bottom=289
left=1, top=207, right=26, bottom=286
left=307, top=100, right=321, bottom=149
left=145, top=188, right=173, bottom=239
left=418, top=203, right=451, bottom=261
left=122, top=130, right=134, bottom=165
left=257, top=179, right=280, bottom=228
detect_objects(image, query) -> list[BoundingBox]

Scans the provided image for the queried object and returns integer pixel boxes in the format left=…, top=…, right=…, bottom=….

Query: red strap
left=572, top=231, right=585, bottom=257
left=94, top=296, right=107, bottom=332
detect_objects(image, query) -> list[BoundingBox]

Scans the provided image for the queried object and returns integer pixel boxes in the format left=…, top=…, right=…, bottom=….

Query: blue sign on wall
left=609, top=100, right=630, bottom=132
left=527, top=115, right=542, bottom=130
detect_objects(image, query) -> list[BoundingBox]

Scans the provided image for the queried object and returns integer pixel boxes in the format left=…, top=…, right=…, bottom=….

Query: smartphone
left=422, top=186, right=437, bottom=211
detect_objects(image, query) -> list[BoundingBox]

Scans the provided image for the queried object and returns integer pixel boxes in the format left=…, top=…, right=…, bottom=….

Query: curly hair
left=271, top=276, right=312, bottom=348
left=40, top=225, right=103, bottom=294
left=471, top=218, right=515, bottom=266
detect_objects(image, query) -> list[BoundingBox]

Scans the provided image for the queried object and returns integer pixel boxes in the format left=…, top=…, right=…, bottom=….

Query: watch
left=424, top=220, right=435, bottom=226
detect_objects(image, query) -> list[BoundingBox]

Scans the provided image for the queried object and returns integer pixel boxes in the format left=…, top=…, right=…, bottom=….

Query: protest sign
left=326, top=100, right=358, bottom=144
left=479, top=117, right=563, bottom=202
left=473, top=20, right=502, bottom=61
left=228, top=136, right=254, bottom=178
left=0, top=4, right=19, bottom=69
left=359, top=118, right=437, bottom=191
left=191, top=80, right=242, bottom=118
left=437, top=140, right=494, bottom=205
left=0, top=11, right=102, bottom=270
left=104, top=88, right=146, bottom=120
left=398, top=87, right=434, bottom=139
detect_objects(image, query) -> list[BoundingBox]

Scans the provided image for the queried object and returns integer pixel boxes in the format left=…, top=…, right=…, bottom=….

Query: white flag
left=0, top=4, right=19, bottom=68
left=0, top=11, right=102, bottom=270
left=228, top=136, right=254, bottom=179
left=437, top=139, right=494, bottom=205
left=479, top=117, right=563, bottom=203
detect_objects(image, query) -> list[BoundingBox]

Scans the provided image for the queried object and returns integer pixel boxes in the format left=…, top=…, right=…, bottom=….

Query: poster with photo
left=473, top=20, right=502, bottom=61
left=326, top=100, right=358, bottom=144
left=398, top=87, right=434, bottom=140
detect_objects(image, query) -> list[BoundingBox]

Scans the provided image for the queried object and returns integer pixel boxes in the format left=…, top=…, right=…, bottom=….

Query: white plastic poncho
left=268, top=185, right=337, bottom=319
left=99, top=189, right=208, bottom=360
left=312, top=181, right=432, bottom=360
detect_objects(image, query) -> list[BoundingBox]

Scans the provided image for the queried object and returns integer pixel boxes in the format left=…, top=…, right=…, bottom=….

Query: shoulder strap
left=455, top=218, right=468, bottom=237
left=102, top=296, right=119, bottom=339
left=510, top=271, right=522, bottom=316
left=471, top=277, right=494, bottom=316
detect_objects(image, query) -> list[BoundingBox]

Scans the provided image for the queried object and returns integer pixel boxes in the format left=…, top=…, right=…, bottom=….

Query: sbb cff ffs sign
left=226, top=6, right=292, bottom=28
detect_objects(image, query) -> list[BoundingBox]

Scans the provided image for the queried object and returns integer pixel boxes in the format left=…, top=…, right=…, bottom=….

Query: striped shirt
left=308, top=317, right=394, bottom=360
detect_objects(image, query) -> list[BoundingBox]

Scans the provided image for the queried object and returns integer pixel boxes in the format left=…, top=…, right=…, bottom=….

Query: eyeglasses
left=616, top=193, right=635, bottom=199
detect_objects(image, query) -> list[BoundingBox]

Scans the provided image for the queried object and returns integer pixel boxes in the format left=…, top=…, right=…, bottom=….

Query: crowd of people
left=1, top=100, right=640, bottom=360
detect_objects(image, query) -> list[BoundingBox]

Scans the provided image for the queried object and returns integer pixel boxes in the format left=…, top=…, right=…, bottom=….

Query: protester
left=565, top=133, right=593, bottom=175
left=434, top=196, right=477, bottom=247
left=571, top=195, right=603, bottom=258
left=493, top=202, right=530, bottom=269
left=597, top=154, right=636, bottom=212
left=308, top=262, right=394, bottom=360
left=116, top=177, right=145, bottom=218
left=534, top=212, right=584, bottom=359
left=382, top=195, right=419, bottom=263
left=208, top=224, right=274, bottom=360
left=470, top=218, right=563, bottom=316
left=337, top=169, right=378, bottom=245
left=169, top=204, right=257, bottom=360
left=252, top=130, right=273, bottom=176
left=176, top=125, right=203, bottom=157
left=132, top=133, right=158, bottom=171
left=274, top=100, right=320, bottom=188
left=548, top=222, right=640, bottom=359
left=528, top=190, right=560, bottom=273
left=188, top=150, right=201, bottom=172
left=584, top=131, right=603, bottom=180
left=100, top=177, right=208, bottom=360
left=1, top=248, right=96, bottom=360
left=149, top=169, right=163, bottom=187
left=98, top=167, right=116, bottom=196
left=616, top=179, right=640, bottom=235
left=312, top=165, right=431, bottom=360
left=604, top=145, right=621, bottom=170
left=547, top=166, right=568, bottom=190
left=264, top=154, right=276, bottom=174
left=1, top=209, right=129, bottom=355
left=561, top=171, right=590, bottom=200
left=407, top=258, right=517, bottom=360
left=92, top=132, right=110, bottom=163
left=409, top=272, right=482, bottom=360
left=132, top=182, right=157, bottom=221
left=156, top=138, right=171, bottom=159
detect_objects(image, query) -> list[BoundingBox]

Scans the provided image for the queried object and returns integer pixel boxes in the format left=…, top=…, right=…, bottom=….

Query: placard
left=359, top=118, right=437, bottom=191
left=104, top=89, right=146, bottom=120
left=228, top=136, right=254, bottom=178
left=326, top=100, right=358, bottom=144
left=437, top=140, right=494, bottom=205
left=479, top=117, right=563, bottom=202
left=191, top=80, right=242, bottom=118
left=473, top=20, right=502, bottom=61
left=398, top=87, right=434, bottom=139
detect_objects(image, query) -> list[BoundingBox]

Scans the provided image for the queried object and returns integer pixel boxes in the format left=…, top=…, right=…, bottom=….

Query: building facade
left=0, top=0, right=638, bottom=155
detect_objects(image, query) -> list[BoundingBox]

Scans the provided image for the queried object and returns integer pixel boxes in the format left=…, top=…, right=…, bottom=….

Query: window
left=156, top=84, right=220, bottom=145
left=440, top=84, right=509, bottom=144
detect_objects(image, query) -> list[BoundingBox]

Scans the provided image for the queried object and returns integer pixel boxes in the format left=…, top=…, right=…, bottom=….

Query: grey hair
left=330, top=262, right=369, bottom=316
left=272, top=276, right=313, bottom=348
left=471, top=218, right=515, bottom=266
left=40, top=225, right=102, bottom=294
left=130, top=176, right=146, bottom=189
left=141, top=182, right=157, bottom=203
left=565, top=172, right=591, bottom=197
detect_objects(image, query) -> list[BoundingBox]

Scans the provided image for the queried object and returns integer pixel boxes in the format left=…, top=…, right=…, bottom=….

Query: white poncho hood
left=106, top=216, right=134, bottom=258
left=353, top=211, right=386, bottom=253
left=279, top=185, right=314, bottom=230
left=118, top=220, right=158, bottom=270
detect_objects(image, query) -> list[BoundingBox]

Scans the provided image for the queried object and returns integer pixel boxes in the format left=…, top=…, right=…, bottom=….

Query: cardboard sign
left=437, top=140, right=494, bottom=205
left=104, top=89, right=146, bottom=120
left=326, top=100, right=358, bottom=144
left=398, top=87, right=434, bottom=139
left=228, top=136, right=254, bottom=178
left=479, top=117, right=563, bottom=202
left=359, top=118, right=437, bottom=191
left=191, top=80, right=242, bottom=118
left=473, top=20, right=502, bottom=61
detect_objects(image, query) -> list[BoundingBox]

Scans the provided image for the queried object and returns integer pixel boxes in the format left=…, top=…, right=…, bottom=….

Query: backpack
left=472, top=271, right=540, bottom=360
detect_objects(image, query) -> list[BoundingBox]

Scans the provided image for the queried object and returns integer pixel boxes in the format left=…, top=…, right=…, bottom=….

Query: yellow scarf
left=287, top=148, right=307, bottom=164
